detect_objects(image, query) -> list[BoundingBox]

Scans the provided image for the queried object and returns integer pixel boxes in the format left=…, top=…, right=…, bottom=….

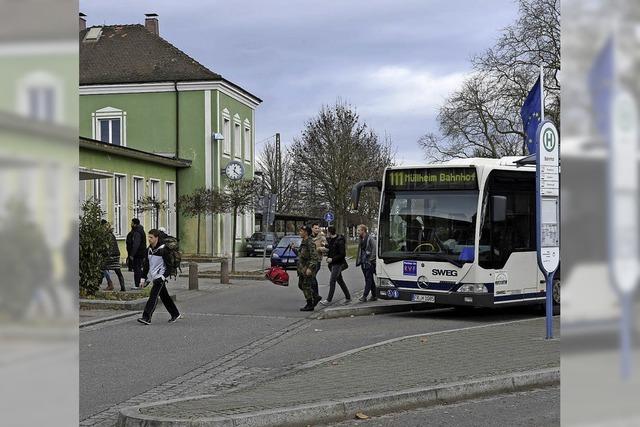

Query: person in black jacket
left=319, top=226, right=351, bottom=305
left=137, top=229, right=181, bottom=325
left=126, top=218, right=146, bottom=288
left=101, top=220, right=126, bottom=292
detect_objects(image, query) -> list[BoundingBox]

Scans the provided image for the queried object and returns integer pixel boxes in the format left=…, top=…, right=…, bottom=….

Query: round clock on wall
left=224, top=160, right=245, bottom=181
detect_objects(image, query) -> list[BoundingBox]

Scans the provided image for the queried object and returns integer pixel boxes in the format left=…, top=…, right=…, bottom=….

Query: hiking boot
left=137, top=318, right=151, bottom=325
left=312, top=295, right=322, bottom=307
left=300, top=300, right=314, bottom=311
left=358, top=296, right=367, bottom=303
left=105, top=280, right=114, bottom=291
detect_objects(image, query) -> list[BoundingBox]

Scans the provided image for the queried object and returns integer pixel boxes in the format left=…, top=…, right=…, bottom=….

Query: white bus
left=351, top=157, right=560, bottom=309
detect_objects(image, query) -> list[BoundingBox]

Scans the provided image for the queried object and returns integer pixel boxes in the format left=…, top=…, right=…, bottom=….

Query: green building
left=79, top=14, right=262, bottom=257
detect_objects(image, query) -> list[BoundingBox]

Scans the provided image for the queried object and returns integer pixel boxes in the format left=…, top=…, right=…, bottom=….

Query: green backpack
left=163, top=235, right=182, bottom=279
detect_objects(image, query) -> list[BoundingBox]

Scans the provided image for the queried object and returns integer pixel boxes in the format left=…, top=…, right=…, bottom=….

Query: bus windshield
left=379, top=190, right=479, bottom=266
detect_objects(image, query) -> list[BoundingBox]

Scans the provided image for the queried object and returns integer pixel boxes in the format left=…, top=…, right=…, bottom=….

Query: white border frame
left=92, top=106, right=127, bottom=147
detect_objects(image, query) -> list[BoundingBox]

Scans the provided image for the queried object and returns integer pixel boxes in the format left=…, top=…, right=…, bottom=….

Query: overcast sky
left=80, top=0, right=518, bottom=163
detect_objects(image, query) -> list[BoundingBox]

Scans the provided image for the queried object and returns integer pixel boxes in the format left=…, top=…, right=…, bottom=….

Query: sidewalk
left=118, top=317, right=559, bottom=426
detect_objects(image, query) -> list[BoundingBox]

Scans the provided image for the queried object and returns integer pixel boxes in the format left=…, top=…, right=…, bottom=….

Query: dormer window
left=92, top=107, right=127, bottom=146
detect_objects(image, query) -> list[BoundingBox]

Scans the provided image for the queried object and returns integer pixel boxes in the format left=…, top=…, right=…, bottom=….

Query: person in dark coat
left=319, top=226, right=351, bottom=305
left=101, top=220, right=126, bottom=292
left=126, top=218, right=146, bottom=288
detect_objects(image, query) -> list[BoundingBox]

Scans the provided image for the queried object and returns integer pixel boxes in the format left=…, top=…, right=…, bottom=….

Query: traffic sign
left=324, top=212, right=334, bottom=223
left=536, top=120, right=560, bottom=340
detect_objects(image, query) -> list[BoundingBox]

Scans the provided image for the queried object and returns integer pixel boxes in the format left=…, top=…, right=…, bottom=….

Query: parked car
left=245, top=232, right=278, bottom=256
left=270, top=235, right=302, bottom=269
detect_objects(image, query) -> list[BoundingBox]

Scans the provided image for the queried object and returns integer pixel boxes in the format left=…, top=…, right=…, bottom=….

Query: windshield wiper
left=422, top=254, right=464, bottom=268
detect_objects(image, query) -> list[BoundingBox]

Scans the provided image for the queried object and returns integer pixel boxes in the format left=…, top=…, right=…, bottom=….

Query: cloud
left=359, top=66, right=468, bottom=117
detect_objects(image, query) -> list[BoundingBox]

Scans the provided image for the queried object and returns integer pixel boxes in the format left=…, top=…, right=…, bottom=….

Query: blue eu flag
left=520, top=77, right=542, bottom=155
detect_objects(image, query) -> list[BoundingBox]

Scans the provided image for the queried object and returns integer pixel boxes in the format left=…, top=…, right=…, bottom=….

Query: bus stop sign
left=536, top=121, right=560, bottom=274
left=536, top=120, right=560, bottom=340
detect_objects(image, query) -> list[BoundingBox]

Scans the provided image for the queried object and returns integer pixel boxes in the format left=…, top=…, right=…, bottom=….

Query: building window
left=244, top=122, right=251, bottom=162
left=93, top=179, right=107, bottom=218
left=165, top=181, right=175, bottom=235
left=98, top=118, right=121, bottom=145
left=93, top=107, right=127, bottom=146
left=17, top=71, right=62, bottom=123
left=234, top=115, right=242, bottom=159
left=133, top=177, right=144, bottom=223
left=113, top=174, right=127, bottom=237
left=149, top=179, right=160, bottom=229
left=223, top=117, right=231, bottom=155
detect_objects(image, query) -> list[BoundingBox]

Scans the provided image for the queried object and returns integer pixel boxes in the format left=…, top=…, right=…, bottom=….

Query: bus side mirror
left=491, top=195, right=507, bottom=222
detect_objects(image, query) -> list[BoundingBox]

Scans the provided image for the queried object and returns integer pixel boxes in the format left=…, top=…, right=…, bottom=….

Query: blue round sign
left=324, top=212, right=334, bottom=222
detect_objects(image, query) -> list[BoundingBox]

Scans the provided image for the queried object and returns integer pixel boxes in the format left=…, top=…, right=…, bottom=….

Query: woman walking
left=102, top=220, right=126, bottom=292
left=320, top=226, right=351, bottom=305
left=137, top=229, right=182, bottom=325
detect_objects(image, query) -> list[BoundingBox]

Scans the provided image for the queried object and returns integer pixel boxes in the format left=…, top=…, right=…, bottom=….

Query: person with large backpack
left=137, top=229, right=181, bottom=325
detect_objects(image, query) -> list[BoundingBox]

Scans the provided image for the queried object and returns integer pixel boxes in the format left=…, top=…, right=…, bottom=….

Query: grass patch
left=80, top=287, right=151, bottom=301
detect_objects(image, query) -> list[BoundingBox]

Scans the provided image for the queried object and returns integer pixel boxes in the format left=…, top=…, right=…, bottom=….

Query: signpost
left=324, top=212, right=334, bottom=226
left=261, top=194, right=277, bottom=270
left=536, top=120, right=560, bottom=339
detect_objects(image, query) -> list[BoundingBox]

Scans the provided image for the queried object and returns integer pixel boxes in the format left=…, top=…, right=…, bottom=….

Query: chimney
left=145, top=13, right=159, bottom=35
left=79, top=13, right=86, bottom=32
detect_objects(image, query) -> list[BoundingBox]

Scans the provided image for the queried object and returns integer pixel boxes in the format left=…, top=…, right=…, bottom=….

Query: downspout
left=174, top=81, right=180, bottom=239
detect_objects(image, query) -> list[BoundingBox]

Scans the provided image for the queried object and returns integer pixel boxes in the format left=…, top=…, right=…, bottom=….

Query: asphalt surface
left=324, top=386, right=560, bottom=427
left=80, top=258, right=544, bottom=423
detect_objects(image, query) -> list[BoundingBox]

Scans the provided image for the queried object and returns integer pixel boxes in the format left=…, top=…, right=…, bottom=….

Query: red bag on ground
left=265, top=266, right=289, bottom=286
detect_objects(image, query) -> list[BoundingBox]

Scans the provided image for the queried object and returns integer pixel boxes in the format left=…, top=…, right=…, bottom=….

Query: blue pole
left=620, top=295, right=633, bottom=379
left=546, top=271, right=554, bottom=339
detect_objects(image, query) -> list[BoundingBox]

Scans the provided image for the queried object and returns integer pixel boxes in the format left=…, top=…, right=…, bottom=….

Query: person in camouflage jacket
left=294, top=225, right=319, bottom=311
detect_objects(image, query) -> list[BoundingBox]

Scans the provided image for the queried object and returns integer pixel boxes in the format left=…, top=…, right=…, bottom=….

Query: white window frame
left=132, top=176, right=144, bottom=225
left=233, top=114, right=242, bottom=159
left=113, top=174, right=127, bottom=238
left=222, top=108, right=231, bottom=156
left=17, top=71, right=63, bottom=123
left=243, top=119, right=252, bottom=163
left=93, top=179, right=107, bottom=218
left=92, top=106, right=127, bottom=146
left=149, top=179, right=160, bottom=229
left=165, top=181, right=176, bottom=235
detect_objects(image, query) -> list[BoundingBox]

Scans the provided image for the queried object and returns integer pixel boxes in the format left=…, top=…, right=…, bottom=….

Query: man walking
left=320, top=226, right=351, bottom=305
left=355, top=224, right=377, bottom=302
left=310, top=223, right=327, bottom=306
left=126, top=218, right=146, bottom=288
left=295, top=225, right=319, bottom=311
left=137, top=229, right=181, bottom=325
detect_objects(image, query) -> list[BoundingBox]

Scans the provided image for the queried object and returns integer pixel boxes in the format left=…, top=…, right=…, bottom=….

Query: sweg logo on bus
left=432, top=269, right=458, bottom=277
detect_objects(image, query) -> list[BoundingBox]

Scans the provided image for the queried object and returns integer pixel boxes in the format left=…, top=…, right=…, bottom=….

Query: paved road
left=324, top=387, right=560, bottom=427
left=80, top=257, right=545, bottom=424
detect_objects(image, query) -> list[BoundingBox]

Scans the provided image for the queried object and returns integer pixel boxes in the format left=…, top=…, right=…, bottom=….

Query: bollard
left=188, top=262, right=199, bottom=290
left=220, top=258, right=230, bottom=284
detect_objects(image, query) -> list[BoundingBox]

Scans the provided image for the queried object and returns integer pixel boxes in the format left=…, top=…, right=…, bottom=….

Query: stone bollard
left=188, top=262, right=198, bottom=290
left=220, top=258, right=230, bottom=284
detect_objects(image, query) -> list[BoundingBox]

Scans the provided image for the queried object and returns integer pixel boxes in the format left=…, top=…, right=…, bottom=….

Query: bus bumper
left=377, top=288, right=495, bottom=307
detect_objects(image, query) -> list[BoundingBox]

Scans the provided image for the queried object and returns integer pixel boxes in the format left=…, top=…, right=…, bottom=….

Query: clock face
left=225, top=161, right=244, bottom=180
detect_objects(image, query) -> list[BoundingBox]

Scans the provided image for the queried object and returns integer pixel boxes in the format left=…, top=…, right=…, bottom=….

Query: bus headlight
left=378, top=278, right=395, bottom=289
left=457, top=284, right=488, bottom=293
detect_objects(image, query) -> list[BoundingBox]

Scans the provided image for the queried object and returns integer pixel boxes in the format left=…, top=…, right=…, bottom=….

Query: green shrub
left=79, top=200, right=110, bottom=296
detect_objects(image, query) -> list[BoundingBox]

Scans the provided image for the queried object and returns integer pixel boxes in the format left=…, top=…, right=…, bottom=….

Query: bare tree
left=290, top=102, right=394, bottom=232
left=177, top=188, right=224, bottom=255
left=257, top=140, right=299, bottom=213
left=420, top=0, right=560, bottom=161
left=222, top=179, right=261, bottom=272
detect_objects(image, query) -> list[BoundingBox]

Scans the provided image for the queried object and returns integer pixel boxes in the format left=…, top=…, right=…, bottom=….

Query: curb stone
left=79, top=294, right=176, bottom=311
left=79, top=311, right=141, bottom=328
left=313, top=301, right=438, bottom=319
left=117, top=368, right=559, bottom=427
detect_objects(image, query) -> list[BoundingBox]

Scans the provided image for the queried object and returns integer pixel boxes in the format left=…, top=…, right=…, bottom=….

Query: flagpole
left=540, top=63, right=544, bottom=121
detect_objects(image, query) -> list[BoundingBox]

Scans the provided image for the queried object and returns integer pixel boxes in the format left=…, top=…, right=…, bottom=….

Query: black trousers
left=142, top=278, right=180, bottom=321
left=362, top=264, right=376, bottom=298
left=310, top=264, right=321, bottom=298
left=105, top=268, right=126, bottom=291
left=132, top=257, right=144, bottom=287
left=327, top=264, right=350, bottom=302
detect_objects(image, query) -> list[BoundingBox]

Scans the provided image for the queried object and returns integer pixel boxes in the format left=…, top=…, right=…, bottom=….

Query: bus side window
left=479, top=171, right=536, bottom=269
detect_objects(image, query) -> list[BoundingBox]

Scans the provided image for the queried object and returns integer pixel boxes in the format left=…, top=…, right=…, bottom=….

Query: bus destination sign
left=386, top=168, right=478, bottom=191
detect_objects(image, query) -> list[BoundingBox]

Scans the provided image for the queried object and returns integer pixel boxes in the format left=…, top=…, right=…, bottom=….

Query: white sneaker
left=168, top=314, right=183, bottom=323
left=319, top=299, right=331, bottom=306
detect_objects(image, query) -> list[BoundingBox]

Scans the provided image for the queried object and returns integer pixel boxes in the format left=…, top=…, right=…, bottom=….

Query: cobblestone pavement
left=134, top=317, right=559, bottom=421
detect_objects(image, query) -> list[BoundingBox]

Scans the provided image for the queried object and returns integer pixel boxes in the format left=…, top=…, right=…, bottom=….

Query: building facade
left=79, top=14, right=262, bottom=256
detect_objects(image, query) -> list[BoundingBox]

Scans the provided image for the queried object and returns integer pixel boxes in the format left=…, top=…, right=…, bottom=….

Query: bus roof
left=388, top=156, right=536, bottom=170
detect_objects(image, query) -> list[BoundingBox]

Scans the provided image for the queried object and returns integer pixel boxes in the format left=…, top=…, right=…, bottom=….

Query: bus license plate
left=412, top=294, right=435, bottom=303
